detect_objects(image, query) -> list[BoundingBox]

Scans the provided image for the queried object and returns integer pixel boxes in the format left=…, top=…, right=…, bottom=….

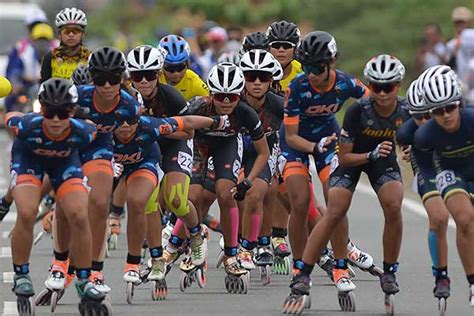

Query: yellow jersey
left=159, top=69, right=209, bottom=101
left=50, top=46, right=91, bottom=80
left=280, top=60, right=303, bottom=92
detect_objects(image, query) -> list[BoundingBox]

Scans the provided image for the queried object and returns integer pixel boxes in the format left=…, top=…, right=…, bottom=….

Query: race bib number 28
left=435, top=170, right=456, bottom=192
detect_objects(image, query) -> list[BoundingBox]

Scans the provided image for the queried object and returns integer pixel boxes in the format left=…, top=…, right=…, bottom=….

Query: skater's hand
left=400, top=145, right=411, bottom=162
left=112, top=159, right=124, bottom=178
left=312, top=133, right=337, bottom=155
left=231, top=178, right=252, bottom=201
left=367, top=141, right=392, bottom=161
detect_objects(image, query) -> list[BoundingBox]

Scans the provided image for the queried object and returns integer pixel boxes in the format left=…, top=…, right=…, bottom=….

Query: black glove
left=210, top=115, right=229, bottom=130
left=232, top=178, right=252, bottom=201
left=367, top=144, right=382, bottom=161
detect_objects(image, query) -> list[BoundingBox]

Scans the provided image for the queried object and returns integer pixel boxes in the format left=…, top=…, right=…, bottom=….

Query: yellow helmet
left=31, top=23, right=54, bottom=41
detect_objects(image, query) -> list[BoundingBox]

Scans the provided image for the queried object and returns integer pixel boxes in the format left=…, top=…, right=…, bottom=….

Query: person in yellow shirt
left=40, top=7, right=91, bottom=82
left=158, top=34, right=209, bottom=101
left=266, top=20, right=302, bottom=92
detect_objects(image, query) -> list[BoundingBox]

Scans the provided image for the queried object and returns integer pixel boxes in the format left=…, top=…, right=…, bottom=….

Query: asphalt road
left=0, top=130, right=472, bottom=315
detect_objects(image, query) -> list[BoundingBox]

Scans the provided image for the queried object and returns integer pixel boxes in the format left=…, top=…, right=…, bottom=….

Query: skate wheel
left=108, top=234, right=118, bottom=251
left=240, top=274, right=249, bottom=294
left=196, top=269, right=206, bottom=288
left=384, top=294, right=394, bottom=316
left=126, top=282, right=134, bottom=304
left=17, top=296, right=35, bottom=316
left=151, top=280, right=167, bottom=301
left=216, top=251, right=224, bottom=268
left=261, top=265, right=271, bottom=286
left=283, top=256, right=291, bottom=275
left=34, top=288, right=51, bottom=306
left=338, top=291, right=356, bottom=312
left=50, top=291, right=58, bottom=313
left=179, top=272, right=188, bottom=293
left=438, top=297, right=446, bottom=316
left=101, top=298, right=113, bottom=316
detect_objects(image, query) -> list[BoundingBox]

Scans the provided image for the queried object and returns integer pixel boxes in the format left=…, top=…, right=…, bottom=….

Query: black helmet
left=71, top=64, right=92, bottom=85
left=38, top=78, right=78, bottom=107
left=296, top=31, right=337, bottom=65
left=88, top=46, right=126, bottom=74
left=266, top=20, right=300, bottom=45
left=242, top=31, right=269, bottom=53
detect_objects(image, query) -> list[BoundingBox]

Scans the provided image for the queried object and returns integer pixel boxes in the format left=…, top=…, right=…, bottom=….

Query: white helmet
left=127, top=45, right=165, bottom=72
left=207, top=63, right=245, bottom=94
left=240, top=49, right=276, bottom=73
left=217, top=51, right=240, bottom=65
left=364, top=54, right=405, bottom=84
left=25, top=8, right=48, bottom=27
left=420, top=66, right=462, bottom=108
left=271, top=55, right=284, bottom=81
left=406, top=79, right=427, bottom=113
left=55, top=7, right=87, bottom=28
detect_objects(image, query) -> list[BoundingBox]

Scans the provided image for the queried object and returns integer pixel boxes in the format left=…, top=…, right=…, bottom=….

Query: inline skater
left=396, top=68, right=451, bottom=314
left=188, top=63, right=269, bottom=293
left=126, top=45, right=208, bottom=273
left=40, top=7, right=91, bottom=81
left=414, top=66, right=474, bottom=309
left=6, top=78, right=110, bottom=315
left=282, top=53, right=409, bottom=314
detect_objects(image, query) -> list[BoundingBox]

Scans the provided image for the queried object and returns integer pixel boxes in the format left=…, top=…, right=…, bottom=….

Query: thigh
left=329, top=164, right=362, bottom=193
left=367, top=158, right=402, bottom=193
left=80, top=136, right=114, bottom=177
left=160, top=139, right=193, bottom=176
left=211, top=136, right=242, bottom=184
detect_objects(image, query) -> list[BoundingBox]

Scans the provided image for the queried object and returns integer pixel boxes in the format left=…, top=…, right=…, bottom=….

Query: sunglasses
left=213, top=93, right=240, bottom=103
left=269, top=42, right=295, bottom=50
left=116, top=115, right=139, bottom=125
left=244, top=71, right=273, bottom=83
left=60, top=27, right=83, bottom=35
left=411, top=112, right=430, bottom=121
left=42, top=106, right=73, bottom=119
left=164, top=63, right=187, bottom=73
left=370, top=83, right=397, bottom=94
left=92, top=73, right=122, bottom=86
left=302, top=64, right=327, bottom=76
left=429, top=103, right=459, bottom=116
left=130, top=71, right=158, bottom=82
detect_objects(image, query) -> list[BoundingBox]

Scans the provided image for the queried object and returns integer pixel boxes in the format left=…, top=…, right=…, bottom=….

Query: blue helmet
left=159, top=34, right=190, bottom=64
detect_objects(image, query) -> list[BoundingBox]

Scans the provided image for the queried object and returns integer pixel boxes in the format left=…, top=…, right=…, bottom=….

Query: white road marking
left=358, top=183, right=456, bottom=229
left=3, top=271, right=14, bottom=283
left=3, top=301, right=18, bottom=315
left=0, top=246, right=12, bottom=258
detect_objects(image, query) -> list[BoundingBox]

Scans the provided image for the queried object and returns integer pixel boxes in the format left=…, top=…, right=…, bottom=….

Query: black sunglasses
left=42, top=106, right=73, bottom=119
left=92, top=73, right=122, bottom=86
left=429, top=103, right=459, bottom=116
left=164, top=63, right=187, bottom=73
left=302, top=64, right=327, bottom=76
left=411, top=112, right=430, bottom=121
left=130, top=71, right=158, bottom=82
left=244, top=71, right=273, bottom=83
left=269, top=42, right=295, bottom=50
left=370, top=83, right=397, bottom=94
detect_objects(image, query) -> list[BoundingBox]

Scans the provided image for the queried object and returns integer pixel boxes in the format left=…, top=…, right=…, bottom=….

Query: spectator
left=415, top=23, right=447, bottom=73
left=446, top=6, right=472, bottom=71
left=198, top=26, right=228, bottom=78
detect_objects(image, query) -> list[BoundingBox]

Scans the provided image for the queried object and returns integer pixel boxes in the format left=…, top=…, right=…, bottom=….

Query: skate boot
left=76, top=279, right=112, bottom=316
left=223, top=256, right=249, bottom=294
left=13, top=274, right=35, bottom=316
left=123, top=263, right=141, bottom=304
left=238, top=248, right=256, bottom=271
left=333, top=268, right=356, bottom=312
left=148, top=257, right=167, bottom=300
left=38, top=194, right=55, bottom=218
left=318, top=249, right=356, bottom=281
left=272, top=237, right=291, bottom=275
left=89, top=271, right=111, bottom=294
left=179, top=256, right=207, bottom=292
left=255, top=246, right=273, bottom=285
left=381, top=273, right=399, bottom=315
left=216, top=235, right=225, bottom=268
left=107, top=213, right=121, bottom=251
left=347, top=240, right=383, bottom=277
left=35, top=259, right=68, bottom=311
left=434, top=277, right=450, bottom=315
left=190, top=227, right=208, bottom=266
left=0, top=196, right=12, bottom=221
left=282, top=272, right=311, bottom=314
left=161, top=223, right=174, bottom=249
left=162, top=246, right=180, bottom=275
